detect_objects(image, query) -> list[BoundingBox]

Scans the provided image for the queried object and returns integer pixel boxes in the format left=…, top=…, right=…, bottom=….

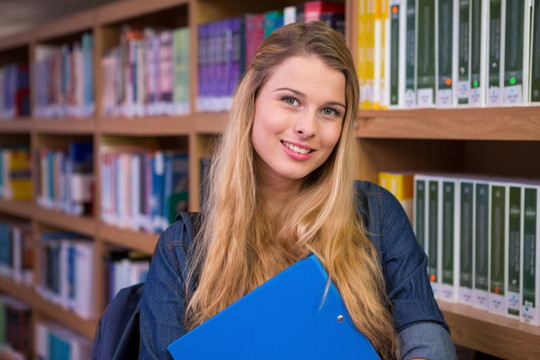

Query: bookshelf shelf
left=0, top=199, right=35, bottom=218
left=37, top=298, right=99, bottom=340
left=95, top=0, right=190, bottom=26
left=33, top=10, right=95, bottom=42
left=99, top=116, right=192, bottom=136
left=439, top=301, right=540, bottom=360
left=356, top=107, right=540, bottom=141
left=192, top=112, right=228, bottom=134
left=33, top=208, right=96, bottom=236
left=100, top=224, right=159, bottom=254
left=33, top=118, right=96, bottom=134
left=0, top=119, right=33, bottom=133
left=0, top=276, right=36, bottom=306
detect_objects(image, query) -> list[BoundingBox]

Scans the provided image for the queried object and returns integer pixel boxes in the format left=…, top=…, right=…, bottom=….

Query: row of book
left=0, top=63, right=30, bottom=119
left=0, top=295, right=31, bottom=359
left=379, top=171, right=540, bottom=326
left=35, top=320, right=92, bottom=360
left=197, top=1, right=346, bottom=112
left=0, top=147, right=32, bottom=201
left=39, top=232, right=95, bottom=319
left=101, top=26, right=190, bottom=118
left=0, top=219, right=33, bottom=286
left=34, top=32, right=94, bottom=118
left=36, top=142, right=94, bottom=216
left=105, top=250, right=150, bottom=303
left=100, top=144, right=189, bottom=233
left=364, top=0, right=540, bottom=109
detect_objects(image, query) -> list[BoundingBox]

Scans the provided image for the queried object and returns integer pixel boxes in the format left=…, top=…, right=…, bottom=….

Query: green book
left=487, top=0, right=503, bottom=105
left=405, top=0, right=417, bottom=106
left=456, top=0, right=471, bottom=105
left=503, top=0, right=531, bottom=105
left=474, top=181, right=490, bottom=309
left=530, top=0, right=540, bottom=103
left=470, top=0, right=487, bottom=105
left=416, top=0, right=436, bottom=107
left=459, top=181, right=474, bottom=304
left=428, top=179, right=440, bottom=296
left=489, top=183, right=506, bottom=315
left=441, top=179, right=459, bottom=302
left=506, top=185, right=522, bottom=318
left=437, top=0, right=455, bottom=106
left=173, top=27, right=190, bottom=115
left=389, top=0, right=402, bottom=106
left=414, top=176, right=427, bottom=251
left=522, top=186, right=540, bottom=325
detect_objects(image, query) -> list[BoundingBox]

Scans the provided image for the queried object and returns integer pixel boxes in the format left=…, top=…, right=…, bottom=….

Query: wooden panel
left=96, top=0, right=189, bottom=26
left=33, top=10, right=95, bottom=42
left=356, top=106, right=540, bottom=140
left=100, top=224, right=159, bottom=254
left=33, top=119, right=96, bottom=134
left=33, top=208, right=96, bottom=236
left=0, top=119, right=33, bottom=133
left=192, top=112, right=227, bottom=134
left=0, top=31, right=32, bottom=52
left=99, top=116, right=192, bottom=136
left=0, top=199, right=35, bottom=218
left=440, top=301, right=540, bottom=360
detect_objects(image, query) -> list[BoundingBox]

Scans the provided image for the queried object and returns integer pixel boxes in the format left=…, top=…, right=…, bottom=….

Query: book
left=503, top=0, right=532, bottom=105
left=416, top=0, right=436, bottom=107
left=388, top=0, right=405, bottom=107
left=167, top=254, right=380, bottom=360
left=469, top=0, right=488, bottom=106
left=245, top=13, right=265, bottom=67
left=506, top=184, right=522, bottom=319
left=530, top=0, right=540, bottom=103
left=489, top=182, right=507, bottom=315
left=473, top=180, right=490, bottom=310
left=437, top=0, right=457, bottom=107
left=173, top=27, right=190, bottom=115
left=440, top=177, right=460, bottom=302
left=521, top=184, right=540, bottom=325
left=378, top=170, right=414, bottom=223
left=486, top=0, right=504, bottom=106
left=404, top=0, right=417, bottom=107
left=264, top=10, right=284, bottom=39
left=459, top=180, right=475, bottom=305
left=456, top=0, right=471, bottom=106
left=427, top=177, right=441, bottom=297
left=413, top=174, right=428, bottom=251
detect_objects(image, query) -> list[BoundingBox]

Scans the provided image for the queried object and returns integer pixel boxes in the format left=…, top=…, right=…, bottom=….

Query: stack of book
left=360, top=0, right=540, bottom=109
left=0, top=63, right=30, bottom=119
left=0, top=146, right=32, bottom=201
left=0, top=219, right=33, bottom=286
left=379, top=171, right=540, bottom=327
left=0, top=296, right=31, bottom=359
left=35, top=321, right=92, bottom=360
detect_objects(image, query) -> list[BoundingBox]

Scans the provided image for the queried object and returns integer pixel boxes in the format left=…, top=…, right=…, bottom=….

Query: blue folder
left=167, top=254, right=380, bottom=359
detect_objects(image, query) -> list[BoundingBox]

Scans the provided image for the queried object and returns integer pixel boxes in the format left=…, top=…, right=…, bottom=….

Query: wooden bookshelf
left=0, top=0, right=538, bottom=359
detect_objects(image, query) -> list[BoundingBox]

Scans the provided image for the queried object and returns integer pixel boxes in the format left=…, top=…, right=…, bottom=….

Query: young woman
left=140, top=21, right=456, bottom=360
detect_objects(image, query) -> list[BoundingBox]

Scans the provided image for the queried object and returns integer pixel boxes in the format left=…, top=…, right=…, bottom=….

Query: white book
left=473, top=180, right=490, bottom=309
left=439, top=177, right=460, bottom=302
left=503, top=0, right=532, bottom=105
left=458, top=179, right=475, bottom=305
left=284, top=6, right=297, bottom=25
left=488, top=181, right=507, bottom=315
left=521, top=183, right=540, bottom=325
left=505, top=183, right=523, bottom=319
left=74, top=241, right=95, bottom=319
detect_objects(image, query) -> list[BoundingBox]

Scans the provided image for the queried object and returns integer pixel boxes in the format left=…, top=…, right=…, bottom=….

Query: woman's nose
left=293, top=111, right=317, bottom=138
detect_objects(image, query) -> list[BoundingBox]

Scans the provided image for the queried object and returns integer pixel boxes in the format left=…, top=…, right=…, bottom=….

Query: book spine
left=489, top=183, right=507, bottom=315
left=474, top=182, right=490, bottom=309
left=414, top=176, right=427, bottom=251
left=506, top=185, right=522, bottom=318
left=389, top=0, right=401, bottom=107
left=416, top=0, right=436, bottom=107
left=459, top=181, right=475, bottom=304
left=470, top=0, right=487, bottom=106
left=521, top=186, right=540, bottom=325
left=428, top=178, right=441, bottom=296
left=440, top=179, right=460, bottom=302
left=530, top=0, right=540, bottom=103
left=487, top=0, right=504, bottom=105
left=437, top=0, right=455, bottom=107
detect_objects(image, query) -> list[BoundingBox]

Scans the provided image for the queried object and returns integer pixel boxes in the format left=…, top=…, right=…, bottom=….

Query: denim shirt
left=140, top=181, right=457, bottom=359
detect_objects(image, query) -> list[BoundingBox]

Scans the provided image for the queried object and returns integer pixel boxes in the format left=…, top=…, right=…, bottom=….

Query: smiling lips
left=281, top=140, right=315, bottom=160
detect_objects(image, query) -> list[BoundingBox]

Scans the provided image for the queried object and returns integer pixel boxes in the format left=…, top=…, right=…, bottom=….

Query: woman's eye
left=282, top=96, right=299, bottom=106
left=322, top=108, right=338, bottom=116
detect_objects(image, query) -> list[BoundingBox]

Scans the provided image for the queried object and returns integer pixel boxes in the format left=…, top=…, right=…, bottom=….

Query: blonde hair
left=186, top=22, right=399, bottom=359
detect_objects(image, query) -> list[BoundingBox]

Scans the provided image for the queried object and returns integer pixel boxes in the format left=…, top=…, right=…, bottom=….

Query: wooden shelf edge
left=0, top=119, right=33, bottom=133
left=33, top=118, right=96, bottom=134
left=0, top=276, right=97, bottom=340
left=34, top=208, right=96, bottom=236
left=0, top=199, right=35, bottom=218
left=356, top=106, right=540, bottom=141
left=439, top=300, right=540, bottom=359
left=99, top=116, right=192, bottom=136
left=33, top=9, right=95, bottom=42
left=192, top=112, right=228, bottom=134
left=100, top=223, right=159, bottom=254
left=96, top=0, right=190, bottom=25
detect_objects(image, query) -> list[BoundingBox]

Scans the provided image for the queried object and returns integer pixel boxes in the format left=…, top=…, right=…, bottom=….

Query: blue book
left=168, top=254, right=380, bottom=359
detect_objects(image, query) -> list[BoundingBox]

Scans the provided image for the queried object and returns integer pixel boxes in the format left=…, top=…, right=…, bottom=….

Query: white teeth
left=284, top=142, right=311, bottom=154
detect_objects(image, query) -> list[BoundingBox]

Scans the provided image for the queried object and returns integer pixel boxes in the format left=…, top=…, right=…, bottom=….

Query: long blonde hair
left=186, top=22, right=399, bottom=359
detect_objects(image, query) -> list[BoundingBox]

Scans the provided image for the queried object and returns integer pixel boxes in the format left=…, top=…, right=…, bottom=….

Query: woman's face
left=252, top=55, right=346, bottom=190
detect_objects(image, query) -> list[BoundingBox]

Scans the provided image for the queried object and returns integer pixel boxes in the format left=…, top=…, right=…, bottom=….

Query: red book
left=304, top=1, right=345, bottom=23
